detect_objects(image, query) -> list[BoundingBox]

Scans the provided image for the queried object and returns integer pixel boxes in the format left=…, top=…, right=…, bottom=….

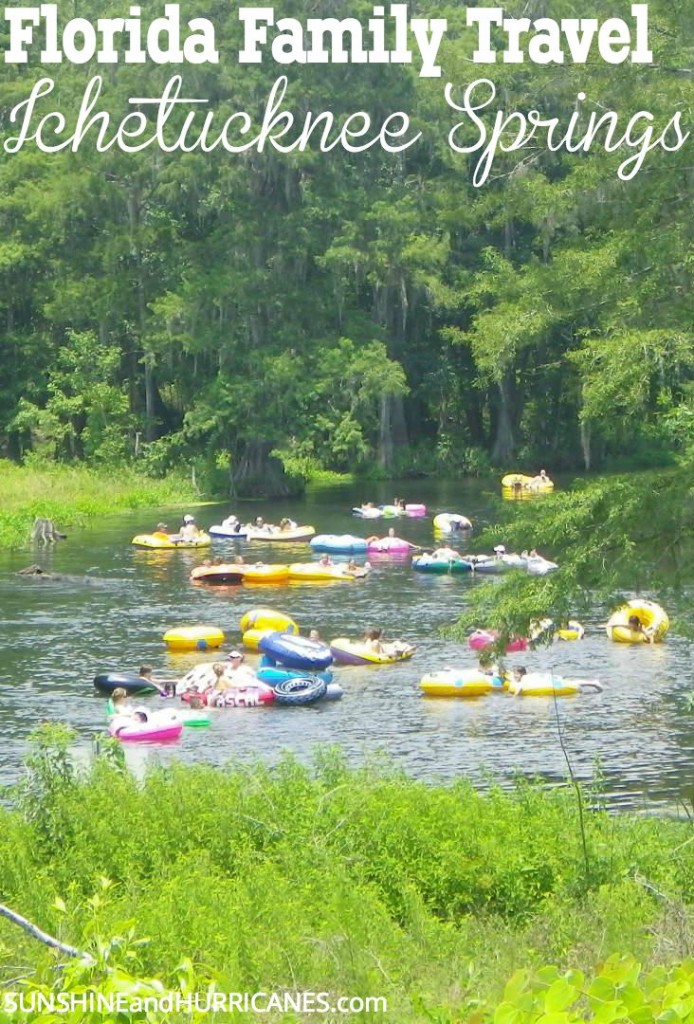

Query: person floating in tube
left=628, top=615, right=655, bottom=644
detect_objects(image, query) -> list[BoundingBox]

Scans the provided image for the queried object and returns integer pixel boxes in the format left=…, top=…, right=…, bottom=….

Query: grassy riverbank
left=2, top=731, right=693, bottom=1021
left=0, top=460, right=200, bottom=550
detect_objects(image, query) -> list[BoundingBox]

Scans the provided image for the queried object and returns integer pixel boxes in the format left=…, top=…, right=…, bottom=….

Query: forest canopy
left=0, top=0, right=691, bottom=495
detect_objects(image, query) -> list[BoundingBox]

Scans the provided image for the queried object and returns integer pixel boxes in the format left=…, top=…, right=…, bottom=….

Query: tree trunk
left=491, top=376, right=515, bottom=465
left=230, top=441, right=305, bottom=499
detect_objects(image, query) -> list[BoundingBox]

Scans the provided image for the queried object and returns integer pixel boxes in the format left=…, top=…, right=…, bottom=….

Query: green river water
left=1, top=478, right=692, bottom=810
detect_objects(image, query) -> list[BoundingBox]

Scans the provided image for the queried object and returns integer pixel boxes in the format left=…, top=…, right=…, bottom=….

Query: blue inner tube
left=259, top=632, right=334, bottom=671
left=93, top=672, right=159, bottom=695
left=273, top=676, right=328, bottom=705
left=257, top=665, right=333, bottom=686
left=310, top=534, right=369, bottom=553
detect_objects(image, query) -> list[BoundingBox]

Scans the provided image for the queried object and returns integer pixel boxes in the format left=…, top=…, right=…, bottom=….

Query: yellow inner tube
left=331, top=638, right=414, bottom=665
left=509, top=673, right=580, bottom=697
left=163, top=626, right=225, bottom=651
left=241, top=564, right=290, bottom=583
left=132, top=533, right=212, bottom=549
left=239, top=608, right=298, bottom=634
left=420, top=670, right=494, bottom=697
left=606, top=600, right=669, bottom=644
left=501, top=473, right=532, bottom=488
left=288, top=563, right=361, bottom=581
left=242, top=628, right=273, bottom=651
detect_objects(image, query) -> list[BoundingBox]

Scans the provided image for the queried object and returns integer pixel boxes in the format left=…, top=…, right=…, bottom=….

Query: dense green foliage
left=0, top=729, right=692, bottom=1020
left=0, top=0, right=691, bottom=492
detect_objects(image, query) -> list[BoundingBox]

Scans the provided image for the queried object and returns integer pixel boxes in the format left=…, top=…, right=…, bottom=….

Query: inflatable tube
left=109, top=716, right=183, bottom=742
left=257, top=665, right=333, bottom=686
left=272, top=675, right=328, bottom=705
left=259, top=631, right=333, bottom=671
left=469, top=554, right=526, bottom=574
left=412, top=554, right=472, bottom=574
left=241, top=564, right=290, bottom=584
left=529, top=619, right=585, bottom=642
left=209, top=524, right=249, bottom=539
left=367, top=536, right=413, bottom=553
left=190, top=564, right=245, bottom=585
left=555, top=621, right=585, bottom=641
left=605, top=599, right=669, bottom=643
left=94, top=671, right=161, bottom=696
left=525, top=555, right=559, bottom=576
left=501, top=473, right=532, bottom=488
left=239, top=608, right=298, bottom=634
left=242, top=628, right=272, bottom=651
left=207, top=686, right=275, bottom=708
left=501, top=473, right=554, bottom=492
left=163, top=626, right=225, bottom=652
left=468, top=630, right=528, bottom=653
left=380, top=504, right=406, bottom=518
left=405, top=503, right=427, bottom=517
left=352, top=506, right=383, bottom=519
left=509, top=673, right=603, bottom=697
left=433, top=513, right=473, bottom=533
left=310, top=535, right=369, bottom=553
left=132, top=533, right=211, bottom=550
left=329, top=637, right=415, bottom=666
left=246, top=526, right=315, bottom=543
left=288, top=562, right=368, bottom=581
left=420, top=670, right=496, bottom=697
left=175, top=709, right=212, bottom=726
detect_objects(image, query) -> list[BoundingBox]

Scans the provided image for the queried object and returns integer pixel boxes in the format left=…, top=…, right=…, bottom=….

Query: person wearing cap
left=179, top=514, right=201, bottom=542
left=152, top=522, right=170, bottom=540
left=223, top=650, right=259, bottom=687
left=493, top=544, right=506, bottom=559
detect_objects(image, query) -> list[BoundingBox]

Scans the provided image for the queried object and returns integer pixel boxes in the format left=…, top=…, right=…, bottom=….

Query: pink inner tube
left=405, top=503, right=427, bottom=516
left=468, top=630, right=529, bottom=653
left=109, top=720, right=183, bottom=742
left=367, top=537, right=412, bottom=553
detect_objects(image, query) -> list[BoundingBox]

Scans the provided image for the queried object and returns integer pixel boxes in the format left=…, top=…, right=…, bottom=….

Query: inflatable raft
left=412, top=554, right=472, bottom=574
left=190, top=564, right=245, bottom=585
left=288, top=563, right=368, bottom=581
left=132, top=532, right=212, bottom=550
left=501, top=473, right=554, bottom=493
left=405, top=503, right=427, bottom=517
left=605, top=600, right=669, bottom=643
left=329, top=638, right=415, bottom=666
left=240, top=608, right=298, bottom=634
left=509, top=673, right=603, bottom=697
left=241, top=564, right=290, bottom=584
left=311, top=535, right=369, bottom=554
left=209, top=524, right=249, bottom=539
left=163, top=626, right=225, bottom=651
left=109, top=713, right=183, bottom=742
left=367, top=536, right=413, bottom=553
left=246, top=526, right=316, bottom=543
left=259, top=631, right=334, bottom=671
left=433, top=512, right=473, bottom=533
left=420, top=669, right=496, bottom=697
left=468, top=630, right=528, bottom=653
left=257, top=665, right=333, bottom=686
left=94, top=671, right=161, bottom=696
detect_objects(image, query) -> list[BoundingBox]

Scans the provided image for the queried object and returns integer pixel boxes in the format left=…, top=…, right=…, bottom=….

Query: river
left=1, top=477, right=691, bottom=810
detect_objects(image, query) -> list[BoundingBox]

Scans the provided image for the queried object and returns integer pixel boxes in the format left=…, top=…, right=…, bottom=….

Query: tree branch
left=0, top=904, right=93, bottom=964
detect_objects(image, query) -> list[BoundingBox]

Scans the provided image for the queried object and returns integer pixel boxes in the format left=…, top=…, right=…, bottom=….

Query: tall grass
left=0, top=460, right=200, bottom=549
left=1, top=734, right=692, bottom=1021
